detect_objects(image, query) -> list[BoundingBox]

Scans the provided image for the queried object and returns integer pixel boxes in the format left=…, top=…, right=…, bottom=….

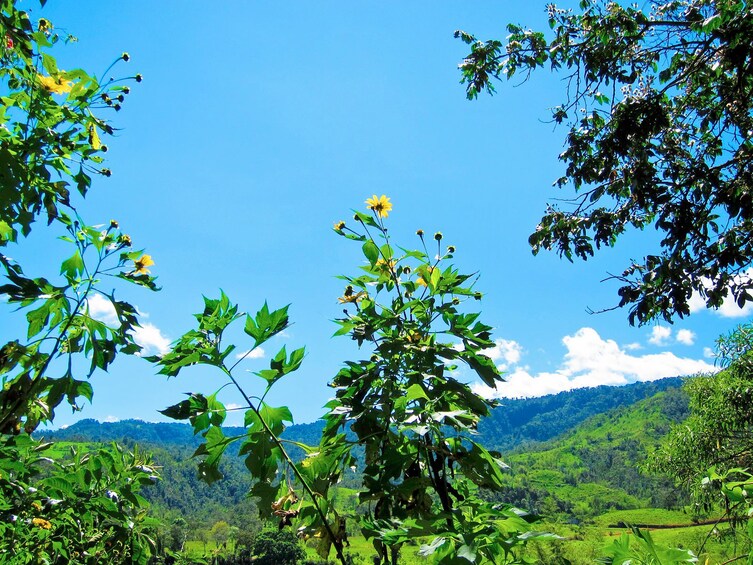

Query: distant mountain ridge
left=46, top=377, right=687, bottom=453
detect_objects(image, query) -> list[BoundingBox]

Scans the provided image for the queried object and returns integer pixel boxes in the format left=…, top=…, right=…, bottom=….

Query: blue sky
left=16, top=1, right=748, bottom=428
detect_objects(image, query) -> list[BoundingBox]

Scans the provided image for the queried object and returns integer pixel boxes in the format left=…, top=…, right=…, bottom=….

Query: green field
left=176, top=507, right=749, bottom=564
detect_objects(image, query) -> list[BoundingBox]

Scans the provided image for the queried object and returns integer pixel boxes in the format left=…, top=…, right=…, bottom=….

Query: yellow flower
left=38, top=74, right=73, bottom=95
left=365, top=194, right=392, bottom=218
left=32, top=517, right=52, bottom=530
left=338, top=286, right=366, bottom=304
left=416, top=267, right=435, bottom=287
left=334, top=221, right=346, bottom=231
left=31, top=502, right=42, bottom=511
left=375, top=258, right=396, bottom=271
left=338, top=292, right=366, bottom=304
left=133, top=254, right=154, bottom=275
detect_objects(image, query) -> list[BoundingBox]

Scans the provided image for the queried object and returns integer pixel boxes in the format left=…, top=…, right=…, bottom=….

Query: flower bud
left=122, top=52, right=130, bottom=62
left=434, top=232, right=442, bottom=241
left=416, top=229, right=424, bottom=237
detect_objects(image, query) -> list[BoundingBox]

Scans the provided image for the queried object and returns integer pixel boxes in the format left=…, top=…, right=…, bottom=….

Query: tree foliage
left=0, top=1, right=161, bottom=561
left=648, top=323, right=753, bottom=508
left=647, top=323, right=753, bottom=561
left=154, top=201, right=552, bottom=564
left=250, top=529, right=305, bottom=565
left=0, top=436, right=159, bottom=563
left=457, top=0, right=753, bottom=324
left=0, top=0, right=155, bottom=435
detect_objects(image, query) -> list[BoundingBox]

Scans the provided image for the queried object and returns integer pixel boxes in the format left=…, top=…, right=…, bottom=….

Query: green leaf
left=260, top=403, right=293, bottom=436
left=26, top=301, right=51, bottom=338
left=244, top=302, right=290, bottom=347
left=462, top=352, right=502, bottom=388
left=457, top=543, right=477, bottom=562
left=430, top=265, right=441, bottom=288
left=362, top=240, right=379, bottom=266
left=0, top=220, right=15, bottom=242
left=405, top=383, right=429, bottom=403
left=60, top=250, right=84, bottom=280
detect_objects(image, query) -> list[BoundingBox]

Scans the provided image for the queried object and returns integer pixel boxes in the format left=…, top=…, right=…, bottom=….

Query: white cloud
left=675, top=329, right=696, bottom=345
left=103, top=415, right=120, bottom=423
left=483, top=339, right=523, bottom=371
left=226, top=403, right=243, bottom=411
left=87, top=294, right=118, bottom=325
left=703, top=347, right=716, bottom=359
left=623, top=342, right=642, bottom=351
left=648, top=326, right=672, bottom=346
left=688, top=269, right=753, bottom=318
left=235, top=347, right=265, bottom=360
left=134, top=323, right=171, bottom=355
left=86, top=295, right=170, bottom=355
left=472, top=327, right=716, bottom=400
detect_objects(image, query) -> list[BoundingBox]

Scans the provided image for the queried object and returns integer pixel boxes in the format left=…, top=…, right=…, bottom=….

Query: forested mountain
left=42, top=377, right=690, bottom=524
left=478, top=376, right=686, bottom=451
left=495, top=387, right=691, bottom=522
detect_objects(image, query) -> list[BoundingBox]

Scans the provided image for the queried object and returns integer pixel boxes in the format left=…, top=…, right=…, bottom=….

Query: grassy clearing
left=180, top=508, right=750, bottom=564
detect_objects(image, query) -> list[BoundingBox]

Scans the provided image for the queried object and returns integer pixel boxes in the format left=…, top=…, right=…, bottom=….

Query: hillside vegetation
left=45, top=378, right=690, bottom=525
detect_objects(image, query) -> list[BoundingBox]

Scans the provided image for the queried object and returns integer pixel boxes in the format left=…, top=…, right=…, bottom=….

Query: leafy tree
left=168, top=517, right=189, bottom=552
left=210, top=520, right=231, bottom=549
left=0, top=1, right=160, bottom=561
left=195, top=527, right=209, bottom=554
left=234, top=527, right=255, bottom=556
left=648, top=322, right=753, bottom=508
left=0, top=0, right=155, bottom=436
left=646, top=322, right=753, bottom=562
left=323, top=202, right=551, bottom=564
left=457, top=0, right=753, bottom=324
left=250, top=529, right=305, bottom=565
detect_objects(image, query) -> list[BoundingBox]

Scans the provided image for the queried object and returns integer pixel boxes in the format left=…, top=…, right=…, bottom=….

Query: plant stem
left=221, top=366, right=347, bottom=565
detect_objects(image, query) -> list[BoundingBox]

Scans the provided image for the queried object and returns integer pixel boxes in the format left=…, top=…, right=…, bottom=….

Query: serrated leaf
left=60, top=250, right=84, bottom=280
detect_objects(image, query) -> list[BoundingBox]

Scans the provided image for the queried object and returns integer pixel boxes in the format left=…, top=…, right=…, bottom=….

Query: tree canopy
left=457, top=0, right=753, bottom=325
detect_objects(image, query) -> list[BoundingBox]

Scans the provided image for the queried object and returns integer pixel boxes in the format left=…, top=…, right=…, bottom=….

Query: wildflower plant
left=324, top=196, right=547, bottom=563
left=0, top=0, right=156, bottom=435
left=0, top=2, right=161, bottom=562
left=154, top=197, right=548, bottom=564
left=0, top=435, right=160, bottom=563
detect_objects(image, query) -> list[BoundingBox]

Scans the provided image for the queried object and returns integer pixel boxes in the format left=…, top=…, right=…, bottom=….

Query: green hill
left=42, top=377, right=690, bottom=525
left=495, top=386, right=691, bottom=522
